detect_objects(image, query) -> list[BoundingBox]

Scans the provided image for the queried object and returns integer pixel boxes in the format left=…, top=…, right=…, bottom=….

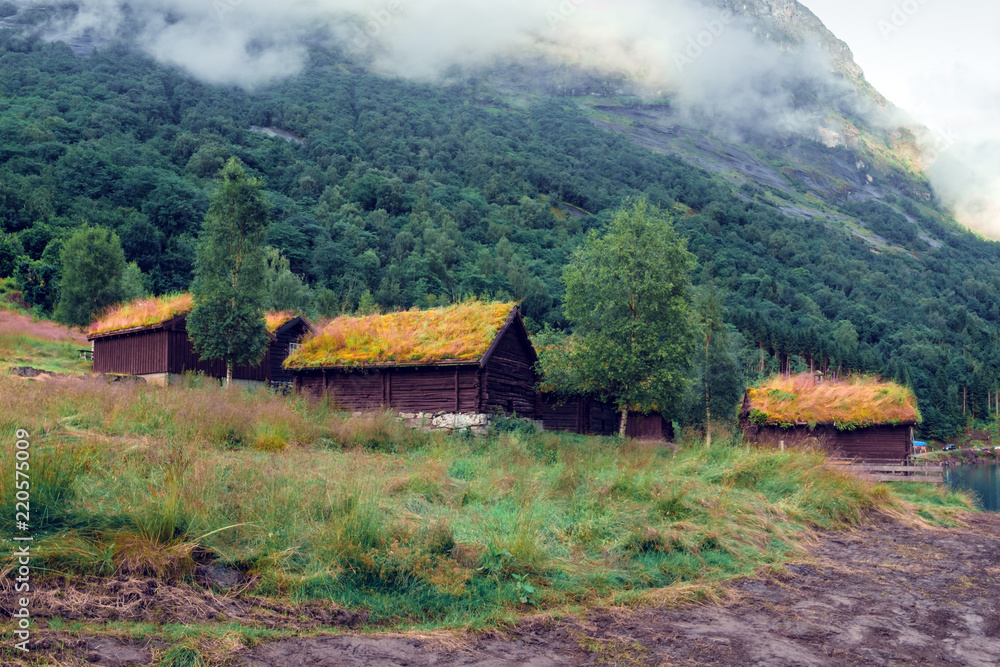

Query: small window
left=289, top=343, right=302, bottom=354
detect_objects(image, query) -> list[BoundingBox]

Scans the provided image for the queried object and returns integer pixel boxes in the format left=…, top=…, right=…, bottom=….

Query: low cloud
left=12, top=0, right=993, bottom=234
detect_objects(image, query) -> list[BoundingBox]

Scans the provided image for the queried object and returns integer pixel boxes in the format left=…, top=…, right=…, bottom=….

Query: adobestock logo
left=214, top=0, right=244, bottom=22
left=673, top=10, right=734, bottom=74
left=877, top=0, right=931, bottom=40
left=547, top=0, right=589, bottom=28
left=351, top=0, right=406, bottom=51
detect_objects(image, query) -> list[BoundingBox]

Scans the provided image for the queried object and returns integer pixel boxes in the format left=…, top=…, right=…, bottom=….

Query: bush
left=488, top=413, right=538, bottom=437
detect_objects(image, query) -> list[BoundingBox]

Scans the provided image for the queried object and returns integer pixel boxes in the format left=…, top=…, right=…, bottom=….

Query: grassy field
left=0, top=330, right=975, bottom=664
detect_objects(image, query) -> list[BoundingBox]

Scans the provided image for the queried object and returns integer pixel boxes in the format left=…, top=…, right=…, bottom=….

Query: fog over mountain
left=18, top=0, right=870, bottom=128
left=9, top=0, right=997, bottom=235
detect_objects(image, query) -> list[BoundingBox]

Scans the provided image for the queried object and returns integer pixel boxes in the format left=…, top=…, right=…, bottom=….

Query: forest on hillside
left=2, top=27, right=1000, bottom=438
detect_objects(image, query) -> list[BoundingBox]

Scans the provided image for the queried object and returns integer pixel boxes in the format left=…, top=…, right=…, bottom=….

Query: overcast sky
left=805, top=0, right=1000, bottom=143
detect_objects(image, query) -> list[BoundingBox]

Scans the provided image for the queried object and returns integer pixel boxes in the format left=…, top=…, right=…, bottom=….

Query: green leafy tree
left=14, top=259, right=59, bottom=314
left=187, top=158, right=271, bottom=385
left=53, top=225, right=126, bottom=327
left=0, top=233, right=20, bottom=278
left=264, top=247, right=312, bottom=312
left=563, top=199, right=698, bottom=435
left=120, top=261, right=150, bottom=302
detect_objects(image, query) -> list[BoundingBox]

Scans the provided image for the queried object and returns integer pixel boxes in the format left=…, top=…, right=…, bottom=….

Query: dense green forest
left=2, top=26, right=1000, bottom=438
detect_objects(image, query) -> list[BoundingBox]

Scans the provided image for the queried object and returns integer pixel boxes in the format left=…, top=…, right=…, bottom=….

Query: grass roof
left=91, top=294, right=299, bottom=338
left=284, top=301, right=516, bottom=368
left=747, top=374, right=920, bottom=430
left=89, top=293, right=193, bottom=336
left=265, top=311, right=298, bottom=333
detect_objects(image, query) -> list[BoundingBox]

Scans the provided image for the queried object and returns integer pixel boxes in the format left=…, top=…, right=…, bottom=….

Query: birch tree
left=187, top=158, right=270, bottom=385
left=563, top=199, right=697, bottom=436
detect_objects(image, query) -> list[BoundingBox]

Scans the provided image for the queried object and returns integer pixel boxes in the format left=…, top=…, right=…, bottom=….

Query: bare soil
left=6, top=512, right=1000, bottom=666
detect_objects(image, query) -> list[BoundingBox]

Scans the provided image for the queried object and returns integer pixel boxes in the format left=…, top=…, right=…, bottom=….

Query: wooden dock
left=828, top=459, right=944, bottom=484
left=851, top=464, right=944, bottom=484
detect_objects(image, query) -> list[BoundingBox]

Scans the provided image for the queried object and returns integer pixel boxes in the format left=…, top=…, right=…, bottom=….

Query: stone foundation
left=396, top=412, right=491, bottom=435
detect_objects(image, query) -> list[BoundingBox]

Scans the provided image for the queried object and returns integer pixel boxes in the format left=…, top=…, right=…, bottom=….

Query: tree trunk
left=705, top=332, right=711, bottom=448
left=705, top=404, right=712, bottom=449
left=226, top=360, right=233, bottom=387
left=619, top=406, right=629, bottom=438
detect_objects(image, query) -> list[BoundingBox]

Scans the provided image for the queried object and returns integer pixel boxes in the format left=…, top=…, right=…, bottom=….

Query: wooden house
left=286, top=302, right=538, bottom=418
left=739, top=374, right=920, bottom=463
left=265, top=312, right=314, bottom=385
left=87, top=294, right=308, bottom=386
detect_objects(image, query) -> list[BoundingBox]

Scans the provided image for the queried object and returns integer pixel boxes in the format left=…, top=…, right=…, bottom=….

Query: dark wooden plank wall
left=541, top=397, right=620, bottom=436
left=92, top=330, right=169, bottom=375
left=589, top=402, right=620, bottom=437
left=295, top=366, right=482, bottom=412
left=483, top=327, right=538, bottom=417
left=625, top=413, right=673, bottom=440
left=540, top=399, right=583, bottom=433
left=166, top=327, right=269, bottom=381
left=750, top=425, right=911, bottom=462
left=270, top=321, right=309, bottom=383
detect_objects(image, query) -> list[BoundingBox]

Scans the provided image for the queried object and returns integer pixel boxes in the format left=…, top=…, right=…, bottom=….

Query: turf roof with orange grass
left=746, top=374, right=921, bottom=431
left=265, top=311, right=298, bottom=333
left=90, top=295, right=299, bottom=337
left=89, top=293, right=193, bottom=336
left=284, top=302, right=517, bottom=368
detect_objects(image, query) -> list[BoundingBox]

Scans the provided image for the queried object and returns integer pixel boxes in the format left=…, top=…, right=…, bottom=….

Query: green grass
left=0, top=375, right=975, bottom=634
left=0, top=331, right=92, bottom=375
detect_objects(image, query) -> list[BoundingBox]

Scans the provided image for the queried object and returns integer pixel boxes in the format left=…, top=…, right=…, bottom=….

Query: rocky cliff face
left=713, top=0, right=885, bottom=104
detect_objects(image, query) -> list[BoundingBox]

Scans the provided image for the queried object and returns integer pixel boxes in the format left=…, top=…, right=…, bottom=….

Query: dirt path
left=242, top=512, right=1000, bottom=667
left=11, top=512, right=1000, bottom=666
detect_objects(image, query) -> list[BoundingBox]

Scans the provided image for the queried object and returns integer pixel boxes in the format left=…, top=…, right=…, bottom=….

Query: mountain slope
left=0, top=4, right=997, bottom=437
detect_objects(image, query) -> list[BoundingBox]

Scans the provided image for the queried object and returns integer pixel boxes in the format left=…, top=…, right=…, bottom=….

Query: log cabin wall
left=482, top=325, right=538, bottom=417
left=748, top=424, right=912, bottom=462
left=295, top=365, right=482, bottom=413
left=92, top=329, right=169, bottom=375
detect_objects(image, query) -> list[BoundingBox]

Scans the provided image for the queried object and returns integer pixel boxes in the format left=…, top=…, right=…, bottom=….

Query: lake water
left=944, top=464, right=1000, bottom=512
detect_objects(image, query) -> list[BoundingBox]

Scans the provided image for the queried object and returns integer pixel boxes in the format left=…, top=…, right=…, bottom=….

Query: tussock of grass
left=89, top=293, right=193, bottom=335
left=285, top=301, right=515, bottom=368
left=748, top=373, right=920, bottom=428
left=0, top=375, right=972, bottom=627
